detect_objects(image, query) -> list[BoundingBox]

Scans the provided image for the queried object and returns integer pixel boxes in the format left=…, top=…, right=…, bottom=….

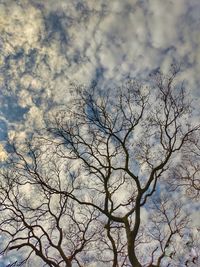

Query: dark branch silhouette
left=0, top=69, right=199, bottom=266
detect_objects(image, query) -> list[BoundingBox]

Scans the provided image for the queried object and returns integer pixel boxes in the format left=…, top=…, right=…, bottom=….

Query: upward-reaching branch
left=0, top=70, right=199, bottom=266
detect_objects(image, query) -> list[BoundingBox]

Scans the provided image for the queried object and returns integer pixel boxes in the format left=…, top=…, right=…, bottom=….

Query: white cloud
left=0, top=0, right=199, bottom=161
left=0, top=144, right=7, bottom=161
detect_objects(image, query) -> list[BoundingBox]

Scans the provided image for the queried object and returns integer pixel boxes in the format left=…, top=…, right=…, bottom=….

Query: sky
left=0, top=1, right=200, bottom=266
left=0, top=0, right=200, bottom=156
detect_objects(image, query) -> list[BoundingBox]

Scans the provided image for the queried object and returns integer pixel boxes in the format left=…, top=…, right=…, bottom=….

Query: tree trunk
left=127, top=235, right=142, bottom=267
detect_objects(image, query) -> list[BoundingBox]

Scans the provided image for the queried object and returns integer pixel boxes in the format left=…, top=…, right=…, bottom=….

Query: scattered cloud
left=0, top=2, right=199, bottom=265
left=1, top=0, right=200, bottom=142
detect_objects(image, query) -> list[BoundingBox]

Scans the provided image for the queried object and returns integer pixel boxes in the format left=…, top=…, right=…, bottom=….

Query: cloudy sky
left=0, top=1, right=200, bottom=265
left=0, top=0, right=200, bottom=155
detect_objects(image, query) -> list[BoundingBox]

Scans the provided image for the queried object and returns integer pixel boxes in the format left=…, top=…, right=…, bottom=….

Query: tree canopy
left=0, top=69, right=199, bottom=267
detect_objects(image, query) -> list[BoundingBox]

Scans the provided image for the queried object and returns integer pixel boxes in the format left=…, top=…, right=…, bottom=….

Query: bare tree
left=168, top=138, right=200, bottom=199
left=0, top=68, right=199, bottom=266
left=0, top=145, right=101, bottom=267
